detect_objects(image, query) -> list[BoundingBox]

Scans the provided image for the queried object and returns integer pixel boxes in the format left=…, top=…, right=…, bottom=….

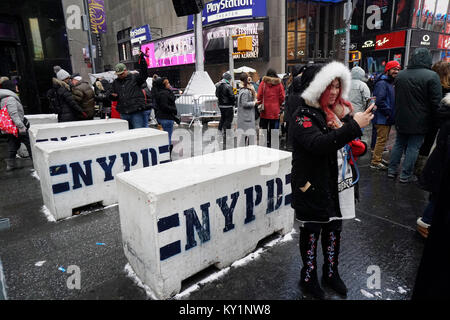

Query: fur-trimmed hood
left=262, top=76, right=281, bottom=86
left=301, top=61, right=352, bottom=108
left=52, top=77, right=70, bottom=90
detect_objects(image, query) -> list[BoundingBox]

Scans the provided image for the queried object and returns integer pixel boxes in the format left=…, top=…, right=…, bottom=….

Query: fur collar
left=262, top=76, right=281, bottom=85
left=301, top=61, right=352, bottom=109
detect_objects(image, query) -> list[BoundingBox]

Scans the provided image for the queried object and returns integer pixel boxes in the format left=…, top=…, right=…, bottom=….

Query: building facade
left=0, top=0, right=71, bottom=113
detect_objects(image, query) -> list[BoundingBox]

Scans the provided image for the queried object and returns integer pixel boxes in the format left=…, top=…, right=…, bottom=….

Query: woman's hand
left=354, top=105, right=375, bottom=129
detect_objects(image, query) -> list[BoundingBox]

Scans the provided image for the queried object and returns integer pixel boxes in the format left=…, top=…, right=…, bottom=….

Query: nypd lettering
left=158, top=174, right=292, bottom=261
left=50, top=146, right=170, bottom=194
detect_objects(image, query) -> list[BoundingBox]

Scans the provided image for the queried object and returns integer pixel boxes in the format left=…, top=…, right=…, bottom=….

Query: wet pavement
left=0, top=126, right=428, bottom=302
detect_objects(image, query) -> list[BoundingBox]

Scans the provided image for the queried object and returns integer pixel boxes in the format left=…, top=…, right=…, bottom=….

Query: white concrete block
left=26, top=114, right=58, bottom=126
left=116, top=145, right=293, bottom=299
left=29, top=119, right=129, bottom=174
left=34, top=128, right=170, bottom=221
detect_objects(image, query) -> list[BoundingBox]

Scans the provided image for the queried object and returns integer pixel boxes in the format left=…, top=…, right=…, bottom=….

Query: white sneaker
left=416, top=217, right=430, bottom=238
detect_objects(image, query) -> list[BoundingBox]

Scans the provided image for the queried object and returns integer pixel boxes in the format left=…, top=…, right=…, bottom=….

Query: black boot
left=299, top=229, right=325, bottom=300
left=169, top=144, right=173, bottom=161
left=321, top=230, right=348, bottom=296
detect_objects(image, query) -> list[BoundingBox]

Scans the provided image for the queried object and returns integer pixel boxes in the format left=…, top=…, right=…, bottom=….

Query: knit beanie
left=57, top=69, right=71, bottom=81
left=385, top=61, right=401, bottom=73
left=222, top=72, right=232, bottom=81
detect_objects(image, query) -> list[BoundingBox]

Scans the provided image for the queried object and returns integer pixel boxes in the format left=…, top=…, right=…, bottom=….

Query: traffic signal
left=237, top=36, right=253, bottom=52
left=349, top=50, right=362, bottom=63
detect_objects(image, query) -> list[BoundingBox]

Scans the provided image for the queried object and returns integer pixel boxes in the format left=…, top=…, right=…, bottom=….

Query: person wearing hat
left=71, top=75, right=95, bottom=120
left=215, top=71, right=236, bottom=146
left=290, top=62, right=374, bottom=299
left=110, top=51, right=149, bottom=129
left=388, top=48, right=442, bottom=183
left=0, top=80, right=32, bottom=170
left=49, top=69, right=86, bottom=122
left=369, top=60, right=400, bottom=170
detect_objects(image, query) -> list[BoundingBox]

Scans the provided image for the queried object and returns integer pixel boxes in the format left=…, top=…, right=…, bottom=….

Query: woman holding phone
left=290, top=62, right=374, bottom=299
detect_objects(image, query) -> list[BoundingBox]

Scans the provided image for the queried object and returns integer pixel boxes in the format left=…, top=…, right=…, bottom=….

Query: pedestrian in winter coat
left=94, top=78, right=112, bottom=119
left=154, top=77, right=179, bottom=152
left=257, top=69, right=285, bottom=148
left=349, top=66, right=372, bottom=146
left=71, top=76, right=96, bottom=120
left=387, top=48, right=442, bottom=183
left=412, top=92, right=450, bottom=299
left=370, top=61, right=400, bottom=170
left=415, top=61, right=450, bottom=176
left=0, top=80, right=33, bottom=171
left=290, top=62, right=373, bottom=299
left=416, top=92, right=450, bottom=238
left=237, top=72, right=260, bottom=145
left=348, top=66, right=371, bottom=114
left=110, top=52, right=149, bottom=129
left=215, top=72, right=236, bottom=135
left=52, top=70, right=87, bottom=122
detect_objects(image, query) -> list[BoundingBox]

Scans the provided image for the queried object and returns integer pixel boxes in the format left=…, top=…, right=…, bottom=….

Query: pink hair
left=319, top=79, right=353, bottom=125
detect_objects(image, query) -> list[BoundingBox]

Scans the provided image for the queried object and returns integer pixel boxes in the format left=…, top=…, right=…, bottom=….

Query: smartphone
left=367, top=97, right=377, bottom=113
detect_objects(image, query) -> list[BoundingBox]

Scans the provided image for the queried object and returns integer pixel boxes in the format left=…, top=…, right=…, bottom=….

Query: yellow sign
left=349, top=50, right=362, bottom=62
left=237, top=36, right=253, bottom=52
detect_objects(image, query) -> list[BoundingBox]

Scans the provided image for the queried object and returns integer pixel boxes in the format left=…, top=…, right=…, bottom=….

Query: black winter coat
left=51, top=78, right=84, bottom=122
left=291, top=103, right=362, bottom=222
left=394, top=48, right=442, bottom=135
left=413, top=96, right=450, bottom=299
left=215, top=80, right=235, bottom=106
left=110, top=53, right=148, bottom=114
left=419, top=94, right=450, bottom=194
left=155, top=87, right=178, bottom=121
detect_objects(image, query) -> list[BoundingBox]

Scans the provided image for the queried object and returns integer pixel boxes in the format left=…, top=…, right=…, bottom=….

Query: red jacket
left=257, top=76, right=285, bottom=120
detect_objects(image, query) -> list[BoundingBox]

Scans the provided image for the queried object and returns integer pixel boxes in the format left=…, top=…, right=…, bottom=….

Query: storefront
left=0, top=0, right=71, bottom=114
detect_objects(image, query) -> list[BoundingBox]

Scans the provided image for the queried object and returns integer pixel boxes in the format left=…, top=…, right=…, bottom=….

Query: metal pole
left=194, top=12, right=204, bottom=72
left=83, top=0, right=96, bottom=73
left=404, top=28, right=412, bottom=68
left=229, top=33, right=234, bottom=89
left=344, top=0, right=352, bottom=66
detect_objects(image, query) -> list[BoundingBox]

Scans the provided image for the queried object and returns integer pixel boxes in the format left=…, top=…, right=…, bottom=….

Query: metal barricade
left=175, top=94, right=220, bottom=126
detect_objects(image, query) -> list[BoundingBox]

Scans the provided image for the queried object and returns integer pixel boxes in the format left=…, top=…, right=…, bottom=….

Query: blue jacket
left=372, top=74, right=395, bottom=126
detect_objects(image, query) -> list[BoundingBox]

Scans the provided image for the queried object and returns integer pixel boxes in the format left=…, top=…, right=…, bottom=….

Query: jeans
left=422, top=194, right=436, bottom=225
left=371, top=124, right=391, bottom=165
left=158, top=118, right=174, bottom=146
left=120, top=110, right=149, bottom=129
left=388, top=132, right=425, bottom=180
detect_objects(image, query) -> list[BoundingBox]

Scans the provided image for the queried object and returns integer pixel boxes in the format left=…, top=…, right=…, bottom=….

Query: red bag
left=111, top=101, right=120, bottom=119
left=0, top=98, right=18, bottom=137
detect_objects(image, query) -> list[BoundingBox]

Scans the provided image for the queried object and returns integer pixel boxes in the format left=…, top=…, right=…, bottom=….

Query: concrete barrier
left=116, top=145, right=293, bottom=299
left=29, top=119, right=129, bottom=174
left=34, top=128, right=170, bottom=221
left=26, top=114, right=58, bottom=126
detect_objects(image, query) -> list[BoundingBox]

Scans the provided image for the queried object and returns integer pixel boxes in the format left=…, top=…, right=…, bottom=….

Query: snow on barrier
left=116, top=145, right=293, bottom=299
left=26, top=114, right=58, bottom=126
left=34, top=128, right=170, bottom=221
left=29, top=119, right=129, bottom=175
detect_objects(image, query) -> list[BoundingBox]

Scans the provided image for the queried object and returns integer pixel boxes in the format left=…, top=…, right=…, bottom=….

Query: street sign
left=334, top=28, right=346, bottom=35
left=350, top=24, right=358, bottom=30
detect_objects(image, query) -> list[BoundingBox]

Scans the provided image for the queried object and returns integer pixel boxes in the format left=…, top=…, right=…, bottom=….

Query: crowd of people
left=1, top=47, right=449, bottom=299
